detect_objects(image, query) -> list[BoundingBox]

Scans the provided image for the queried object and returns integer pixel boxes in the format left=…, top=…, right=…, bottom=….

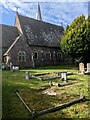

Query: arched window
left=46, top=51, right=51, bottom=59
left=41, top=50, right=44, bottom=60
left=57, top=52, right=61, bottom=59
left=18, top=51, right=26, bottom=62
left=22, top=51, right=26, bottom=62
left=33, top=50, right=38, bottom=59
left=18, top=51, right=22, bottom=62
left=53, top=51, right=56, bottom=58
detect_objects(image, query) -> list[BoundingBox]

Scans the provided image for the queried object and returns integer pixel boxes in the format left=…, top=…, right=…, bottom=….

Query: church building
left=1, top=4, right=66, bottom=68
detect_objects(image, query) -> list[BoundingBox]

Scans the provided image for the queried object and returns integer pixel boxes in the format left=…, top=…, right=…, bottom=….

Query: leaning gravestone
left=79, top=62, right=84, bottom=73
left=87, top=63, right=90, bottom=73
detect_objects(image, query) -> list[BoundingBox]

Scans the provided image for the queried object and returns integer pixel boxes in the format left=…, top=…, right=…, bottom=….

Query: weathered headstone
left=87, top=63, right=90, bottom=73
left=10, top=62, right=12, bottom=71
left=25, top=72, right=30, bottom=80
left=61, top=72, right=67, bottom=81
left=79, top=62, right=84, bottom=73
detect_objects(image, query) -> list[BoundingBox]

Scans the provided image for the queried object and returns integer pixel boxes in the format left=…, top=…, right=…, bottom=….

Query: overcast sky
left=0, top=0, right=89, bottom=28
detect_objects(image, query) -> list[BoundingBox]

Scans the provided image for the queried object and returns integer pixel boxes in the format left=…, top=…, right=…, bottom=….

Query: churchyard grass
left=2, top=65, right=90, bottom=119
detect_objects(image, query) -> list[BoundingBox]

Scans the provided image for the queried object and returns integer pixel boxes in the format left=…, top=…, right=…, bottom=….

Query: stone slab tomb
left=31, top=72, right=60, bottom=81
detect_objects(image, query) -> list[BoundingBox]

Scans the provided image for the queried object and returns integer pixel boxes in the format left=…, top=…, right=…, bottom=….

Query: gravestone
left=87, top=63, right=90, bottom=73
left=10, top=62, right=12, bottom=71
left=25, top=72, right=30, bottom=80
left=61, top=72, right=67, bottom=81
left=79, top=62, right=84, bottom=73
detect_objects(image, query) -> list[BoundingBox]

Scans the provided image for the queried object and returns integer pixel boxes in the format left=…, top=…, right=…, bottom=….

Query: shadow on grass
left=20, top=65, right=78, bottom=71
left=36, top=65, right=78, bottom=69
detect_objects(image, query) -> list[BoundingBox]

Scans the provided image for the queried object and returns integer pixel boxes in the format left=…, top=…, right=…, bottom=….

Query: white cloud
left=41, top=2, right=88, bottom=27
left=0, top=1, right=88, bottom=28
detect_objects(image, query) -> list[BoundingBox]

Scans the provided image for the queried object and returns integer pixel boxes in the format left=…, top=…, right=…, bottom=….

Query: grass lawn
left=2, top=65, right=90, bottom=119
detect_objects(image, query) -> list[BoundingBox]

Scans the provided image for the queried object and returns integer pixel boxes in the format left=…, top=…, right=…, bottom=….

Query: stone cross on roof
left=15, top=7, right=19, bottom=14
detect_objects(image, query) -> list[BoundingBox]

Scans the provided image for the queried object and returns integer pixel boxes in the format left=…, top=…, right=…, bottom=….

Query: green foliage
left=61, top=15, right=90, bottom=63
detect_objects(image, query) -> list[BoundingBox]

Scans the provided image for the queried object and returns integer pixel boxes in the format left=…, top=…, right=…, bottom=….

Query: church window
left=53, top=51, right=56, bottom=58
left=45, top=51, right=51, bottom=59
left=34, top=52, right=38, bottom=59
left=18, top=51, right=22, bottom=62
left=33, top=50, right=38, bottom=59
left=57, top=52, right=61, bottom=59
left=18, top=51, right=26, bottom=62
left=22, top=51, right=26, bottom=62
left=41, top=51, right=44, bottom=60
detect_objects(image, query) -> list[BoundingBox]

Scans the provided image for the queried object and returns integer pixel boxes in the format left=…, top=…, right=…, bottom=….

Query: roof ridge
left=4, top=34, right=21, bottom=56
left=18, top=14, right=63, bottom=28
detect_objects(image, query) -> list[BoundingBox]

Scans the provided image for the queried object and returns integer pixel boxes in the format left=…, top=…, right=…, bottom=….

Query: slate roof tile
left=18, top=14, right=64, bottom=47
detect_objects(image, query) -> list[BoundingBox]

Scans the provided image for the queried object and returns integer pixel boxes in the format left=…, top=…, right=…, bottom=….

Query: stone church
left=1, top=4, right=66, bottom=68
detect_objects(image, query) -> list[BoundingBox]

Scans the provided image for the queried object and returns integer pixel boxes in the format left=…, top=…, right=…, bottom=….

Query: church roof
left=18, top=14, right=64, bottom=47
left=0, top=24, right=19, bottom=54
left=4, top=34, right=21, bottom=56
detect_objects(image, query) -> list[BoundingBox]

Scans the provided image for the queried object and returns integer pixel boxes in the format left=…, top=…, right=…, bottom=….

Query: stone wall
left=6, top=36, right=64, bottom=68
